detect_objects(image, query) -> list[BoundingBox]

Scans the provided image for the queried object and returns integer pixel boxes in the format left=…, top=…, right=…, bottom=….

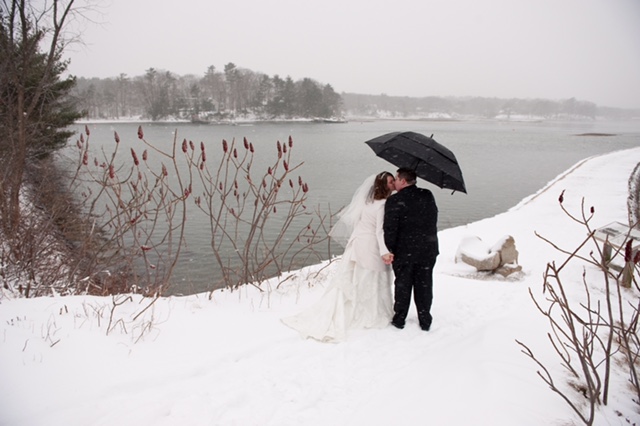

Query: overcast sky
left=65, top=0, right=640, bottom=109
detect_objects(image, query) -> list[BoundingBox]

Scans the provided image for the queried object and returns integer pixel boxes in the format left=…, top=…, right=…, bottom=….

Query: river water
left=68, top=119, right=640, bottom=294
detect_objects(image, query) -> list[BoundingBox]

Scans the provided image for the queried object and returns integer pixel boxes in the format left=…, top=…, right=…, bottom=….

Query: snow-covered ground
left=1, top=147, right=639, bottom=426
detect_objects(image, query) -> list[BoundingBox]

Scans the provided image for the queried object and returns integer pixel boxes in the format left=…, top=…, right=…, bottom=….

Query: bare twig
left=519, top=191, right=640, bottom=424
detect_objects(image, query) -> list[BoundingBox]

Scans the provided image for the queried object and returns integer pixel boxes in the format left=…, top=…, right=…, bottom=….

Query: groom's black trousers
left=391, top=258, right=436, bottom=330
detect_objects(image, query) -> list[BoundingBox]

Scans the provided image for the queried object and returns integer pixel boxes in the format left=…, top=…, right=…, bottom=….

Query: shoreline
left=3, top=146, right=638, bottom=300
left=74, top=115, right=640, bottom=126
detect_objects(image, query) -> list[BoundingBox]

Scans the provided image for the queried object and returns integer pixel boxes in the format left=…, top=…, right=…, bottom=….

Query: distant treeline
left=71, top=62, right=638, bottom=122
left=342, top=93, right=639, bottom=120
left=71, top=63, right=343, bottom=121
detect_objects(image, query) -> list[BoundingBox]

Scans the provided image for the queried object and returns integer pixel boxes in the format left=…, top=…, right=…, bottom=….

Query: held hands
left=382, top=253, right=394, bottom=265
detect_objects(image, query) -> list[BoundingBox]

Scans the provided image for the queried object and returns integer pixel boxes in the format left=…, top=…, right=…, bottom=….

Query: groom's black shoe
left=391, top=321, right=404, bottom=329
left=420, top=322, right=431, bottom=331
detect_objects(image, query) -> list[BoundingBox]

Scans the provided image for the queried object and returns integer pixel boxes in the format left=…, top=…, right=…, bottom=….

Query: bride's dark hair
left=372, top=171, right=393, bottom=200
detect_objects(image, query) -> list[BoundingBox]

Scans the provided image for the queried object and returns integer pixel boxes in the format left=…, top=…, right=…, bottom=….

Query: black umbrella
left=365, top=131, right=467, bottom=193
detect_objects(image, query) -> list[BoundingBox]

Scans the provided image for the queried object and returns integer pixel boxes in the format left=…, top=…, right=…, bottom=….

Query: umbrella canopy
left=365, top=131, right=467, bottom=193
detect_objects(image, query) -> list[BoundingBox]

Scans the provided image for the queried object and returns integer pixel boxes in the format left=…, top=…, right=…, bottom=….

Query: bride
left=282, top=171, right=396, bottom=342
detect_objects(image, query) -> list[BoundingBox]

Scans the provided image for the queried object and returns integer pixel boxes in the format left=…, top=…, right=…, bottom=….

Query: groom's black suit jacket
left=383, top=185, right=439, bottom=264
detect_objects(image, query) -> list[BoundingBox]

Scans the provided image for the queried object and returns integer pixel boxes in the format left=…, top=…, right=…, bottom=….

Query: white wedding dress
left=282, top=196, right=393, bottom=342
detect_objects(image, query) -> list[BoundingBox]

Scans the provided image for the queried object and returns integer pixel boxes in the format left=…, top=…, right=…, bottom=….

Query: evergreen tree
left=138, top=68, right=177, bottom=120
left=224, top=62, right=239, bottom=112
left=267, top=75, right=286, bottom=117
left=0, top=0, right=83, bottom=234
left=298, top=78, right=323, bottom=117
left=321, top=84, right=342, bottom=118
left=255, top=74, right=272, bottom=111
left=282, top=76, right=296, bottom=117
left=0, top=2, right=82, bottom=156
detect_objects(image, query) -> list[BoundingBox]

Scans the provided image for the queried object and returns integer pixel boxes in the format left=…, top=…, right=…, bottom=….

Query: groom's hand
left=382, top=253, right=394, bottom=265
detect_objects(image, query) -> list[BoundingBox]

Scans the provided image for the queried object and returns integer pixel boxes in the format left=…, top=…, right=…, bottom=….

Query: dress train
left=282, top=249, right=393, bottom=342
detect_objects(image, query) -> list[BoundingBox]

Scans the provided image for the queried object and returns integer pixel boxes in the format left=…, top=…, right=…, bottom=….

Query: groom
left=382, top=168, right=439, bottom=331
